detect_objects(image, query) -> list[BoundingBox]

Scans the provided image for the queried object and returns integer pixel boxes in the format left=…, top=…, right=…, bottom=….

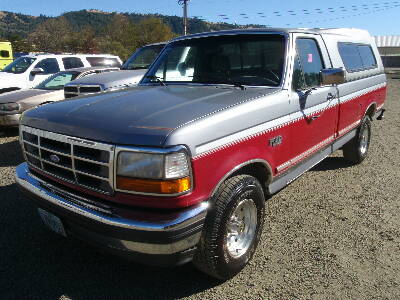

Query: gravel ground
left=0, top=79, right=399, bottom=300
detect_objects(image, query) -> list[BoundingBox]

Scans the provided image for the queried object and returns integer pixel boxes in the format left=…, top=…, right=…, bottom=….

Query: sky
left=1, top=0, right=400, bottom=36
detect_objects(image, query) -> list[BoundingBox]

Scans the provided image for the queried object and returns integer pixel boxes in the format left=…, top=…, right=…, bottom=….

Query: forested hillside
left=0, top=10, right=262, bottom=38
left=0, top=10, right=264, bottom=60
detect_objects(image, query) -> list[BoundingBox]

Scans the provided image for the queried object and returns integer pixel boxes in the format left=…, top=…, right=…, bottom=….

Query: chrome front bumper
left=0, top=113, right=20, bottom=126
left=15, top=163, right=207, bottom=263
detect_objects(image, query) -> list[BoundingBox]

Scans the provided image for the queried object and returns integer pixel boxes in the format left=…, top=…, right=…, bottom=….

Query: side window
left=293, top=38, right=324, bottom=89
left=86, top=57, right=121, bottom=67
left=0, top=50, right=10, bottom=58
left=358, top=45, right=377, bottom=69
left=63, top=57, right=84, bottom=69
left=35, top=58, right=60, bottom=74
left=338, top=43, right=377, bottom=72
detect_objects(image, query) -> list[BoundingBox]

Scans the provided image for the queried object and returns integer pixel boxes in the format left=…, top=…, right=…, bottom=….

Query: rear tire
left=193, top=175, right=265, bottom=280
left=343, top=116, right=372, bottom=164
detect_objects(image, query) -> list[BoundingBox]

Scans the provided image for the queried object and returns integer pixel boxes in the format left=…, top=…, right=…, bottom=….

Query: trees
left=6, top=34, right=32, bottom=52
left=134, top=17, right=175, bottom=47
left=98, top=16, right=175, bottom=60
left=17, top=13, right=174, bottom=59
left=28, top=17, right=73, bottom=52
left=98, top=15, right=137, bottom=59
left=68, top=26, right=98, bottom=53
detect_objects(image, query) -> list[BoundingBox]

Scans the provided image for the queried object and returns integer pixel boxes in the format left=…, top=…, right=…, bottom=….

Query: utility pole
left=178, top=0, right=190, bottom=35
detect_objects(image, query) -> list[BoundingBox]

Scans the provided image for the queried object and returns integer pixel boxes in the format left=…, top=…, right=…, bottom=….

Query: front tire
left=193, top=175, right=265, bottom=280
left=343, top=116, right=372, bottom=164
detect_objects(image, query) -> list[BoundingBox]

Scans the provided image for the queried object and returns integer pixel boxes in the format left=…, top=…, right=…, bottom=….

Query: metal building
left=375, top=35, right=400, bottom=72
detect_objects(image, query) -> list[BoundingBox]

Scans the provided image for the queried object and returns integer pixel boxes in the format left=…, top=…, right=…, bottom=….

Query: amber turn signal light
left=116, top=176, right=191, bottom=194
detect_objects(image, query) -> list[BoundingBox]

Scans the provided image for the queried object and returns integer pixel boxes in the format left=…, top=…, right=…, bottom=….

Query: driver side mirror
left=178, top=62, right=187, bottom=76
left=321, top=68, right=345, bottom=86
left=30, top=68, right=45, bottom=76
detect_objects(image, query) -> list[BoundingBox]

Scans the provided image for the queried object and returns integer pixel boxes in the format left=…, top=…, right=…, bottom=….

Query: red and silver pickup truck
left=15, top=28, right=386, bottom=280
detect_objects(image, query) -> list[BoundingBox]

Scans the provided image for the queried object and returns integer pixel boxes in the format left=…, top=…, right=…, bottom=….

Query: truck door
left=28, top=58, right=61, bottom=88
left=286, top=34, right=339, bottom=171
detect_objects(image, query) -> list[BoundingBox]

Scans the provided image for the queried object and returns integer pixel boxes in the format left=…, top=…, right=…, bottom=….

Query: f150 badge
left=269, top=136, right=283, bottom=147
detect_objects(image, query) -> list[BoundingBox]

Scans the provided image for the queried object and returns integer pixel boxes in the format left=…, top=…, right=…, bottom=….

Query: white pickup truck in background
left=64, top=43, right=166, bottom=98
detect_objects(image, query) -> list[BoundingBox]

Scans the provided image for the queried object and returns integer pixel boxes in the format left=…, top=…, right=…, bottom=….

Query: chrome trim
left=16, top=162, right=207, bottom=232
left=117, top=232, right=202, bottom=255
left=15, top=163, right=207, bottom=255
left=113, top=145, right=194, bottom=197
left=74, top=156, right=109, bottom=166
left=210, top=159, right=273, bottom=198
left=20, top=125, right=115, bottom=195
left=64, top=84, right=104, bottom=97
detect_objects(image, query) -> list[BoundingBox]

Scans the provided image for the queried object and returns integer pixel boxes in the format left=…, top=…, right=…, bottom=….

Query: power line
left=193, top=1, right=400, bottom=26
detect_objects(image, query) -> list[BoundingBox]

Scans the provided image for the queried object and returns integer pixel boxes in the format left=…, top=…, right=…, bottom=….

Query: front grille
left=64, top=86, right=78, bottom=93
left=20, top=125, right=115, bottom=194
left=64, top=86, right=79, bottom=98
left=79, top=86, right=102, bottom=93
left=64, top=85, right=102, bottom=98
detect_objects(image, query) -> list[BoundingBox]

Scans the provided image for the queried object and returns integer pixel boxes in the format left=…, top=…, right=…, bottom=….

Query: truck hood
left=0, top=89, right=53, bottom=103
left=66, top=70, right=147, bottom=89
left=0, top=89, right=64, bottom=112
left=21, top=85, right=279, bottom=146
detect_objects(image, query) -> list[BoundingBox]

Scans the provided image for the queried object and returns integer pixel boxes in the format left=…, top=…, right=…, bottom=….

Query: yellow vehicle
left=0, top=41, right=13, bottom=70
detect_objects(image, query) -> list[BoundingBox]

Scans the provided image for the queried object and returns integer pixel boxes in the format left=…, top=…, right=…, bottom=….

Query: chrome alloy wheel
left=226, top=198, right=258, bottom=258
left=359, top=124, right=370, bottom=155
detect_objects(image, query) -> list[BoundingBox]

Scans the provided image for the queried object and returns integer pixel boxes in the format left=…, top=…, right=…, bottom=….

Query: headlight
left=116, top=150, right=191, bottom=195
left=0, top=102, right=20, bottom=112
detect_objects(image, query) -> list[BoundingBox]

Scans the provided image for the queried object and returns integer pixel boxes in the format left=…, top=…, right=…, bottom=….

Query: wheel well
left=229, top=162, right=271, bottom=195
left=365, top=103, right=376, bottom=120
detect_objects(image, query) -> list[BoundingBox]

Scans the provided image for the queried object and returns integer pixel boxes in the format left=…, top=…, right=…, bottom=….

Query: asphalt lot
left=0, top=79, right=399, bottom=300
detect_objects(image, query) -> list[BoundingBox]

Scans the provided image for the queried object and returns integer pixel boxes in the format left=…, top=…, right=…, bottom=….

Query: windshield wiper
left=145, top=75, right=167, bottom=87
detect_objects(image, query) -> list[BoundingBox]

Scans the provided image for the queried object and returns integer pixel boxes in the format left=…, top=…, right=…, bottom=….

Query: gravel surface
left=0, top=79, right=399, bottom=300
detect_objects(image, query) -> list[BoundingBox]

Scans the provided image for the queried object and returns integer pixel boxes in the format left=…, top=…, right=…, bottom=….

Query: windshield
left=121, top=45, right=165, bottom=70
left=142, top=34, right=286, bottom=87
left=35, top=71, right=79, bottom=90
left=2, top=57, right=36, bottom=74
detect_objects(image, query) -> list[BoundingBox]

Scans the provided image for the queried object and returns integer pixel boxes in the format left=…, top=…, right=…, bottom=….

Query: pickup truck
left=15, top=28, right=386, bottom=280
left=63, top=43, right=166, bottom=98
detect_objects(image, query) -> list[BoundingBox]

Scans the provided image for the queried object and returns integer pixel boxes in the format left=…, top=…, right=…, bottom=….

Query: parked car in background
left=0, top=67, right=118, bottom=127
left=15, top=28, right=386, bottom=280
left=0, top=53, right=122, bottom=94
left=0, top=41, right=13, bottom=70
left=64, top=43, right=165, bottom=98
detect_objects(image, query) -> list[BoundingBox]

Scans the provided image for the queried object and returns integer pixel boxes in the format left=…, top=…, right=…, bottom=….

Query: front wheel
left=343, top=116, right=372, bottom=164
left=193, top=175, right=265, bottom=280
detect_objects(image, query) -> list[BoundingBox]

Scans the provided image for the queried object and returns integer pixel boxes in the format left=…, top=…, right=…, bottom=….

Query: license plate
left=38, top=208, right=67, bottom=237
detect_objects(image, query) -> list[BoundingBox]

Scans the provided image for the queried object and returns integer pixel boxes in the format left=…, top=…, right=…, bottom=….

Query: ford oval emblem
left=49, top=154, right=61, bottom=163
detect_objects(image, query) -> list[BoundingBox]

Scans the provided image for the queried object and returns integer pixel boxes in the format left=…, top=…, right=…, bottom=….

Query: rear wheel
left=193, top=175, right=265, bottom=280
left=343, top=116, right=372, bottom=164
